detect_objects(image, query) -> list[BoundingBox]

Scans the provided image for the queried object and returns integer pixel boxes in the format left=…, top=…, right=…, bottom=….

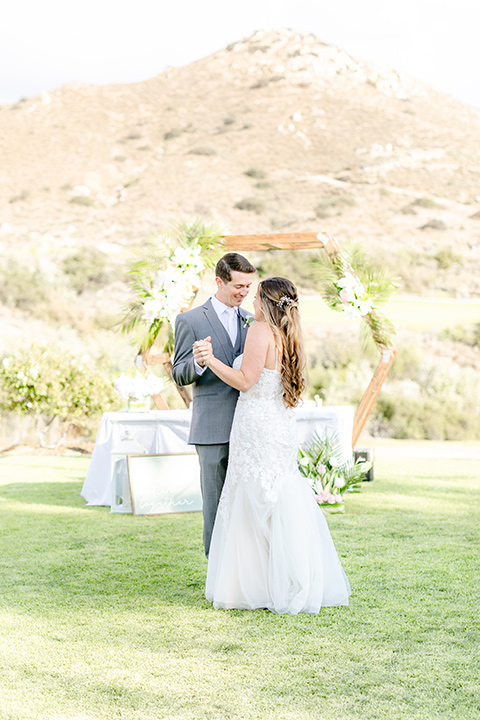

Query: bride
left=193, top=277, right=351, bottom=614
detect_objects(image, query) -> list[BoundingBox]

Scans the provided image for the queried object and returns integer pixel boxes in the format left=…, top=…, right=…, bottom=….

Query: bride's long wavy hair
left=258, top=277, right=306, bottom=408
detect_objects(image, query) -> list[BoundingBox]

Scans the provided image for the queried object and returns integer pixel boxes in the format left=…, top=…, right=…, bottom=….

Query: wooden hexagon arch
left=139, top=231, right=397, bottom=448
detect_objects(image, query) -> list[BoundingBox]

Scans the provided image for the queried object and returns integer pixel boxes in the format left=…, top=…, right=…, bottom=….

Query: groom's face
left=215, top=271, right=253, bottom=308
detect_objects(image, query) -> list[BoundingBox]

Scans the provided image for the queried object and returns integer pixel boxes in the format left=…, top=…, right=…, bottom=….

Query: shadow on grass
left=0, top=480, right=209, bottom=612
left=0, top=481, right=87, bottom=508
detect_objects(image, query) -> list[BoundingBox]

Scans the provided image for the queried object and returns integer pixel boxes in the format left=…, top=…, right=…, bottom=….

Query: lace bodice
left=219, top=354, right=297, bottom=520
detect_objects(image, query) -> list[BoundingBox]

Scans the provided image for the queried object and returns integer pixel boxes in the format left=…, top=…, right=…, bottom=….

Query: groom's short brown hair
left=215, top=253, right=256, bottom=283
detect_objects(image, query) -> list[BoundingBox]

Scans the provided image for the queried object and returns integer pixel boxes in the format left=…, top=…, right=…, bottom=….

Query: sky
left=1, top=0, right=480, bottom=109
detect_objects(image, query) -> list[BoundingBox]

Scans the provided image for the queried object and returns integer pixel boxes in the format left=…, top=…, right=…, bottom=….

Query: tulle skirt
left=205, top=470, right=351, bottom=615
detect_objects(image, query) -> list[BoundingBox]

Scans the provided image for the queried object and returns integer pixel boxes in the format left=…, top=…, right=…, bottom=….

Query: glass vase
left=125, top=396, right=152, bottom=413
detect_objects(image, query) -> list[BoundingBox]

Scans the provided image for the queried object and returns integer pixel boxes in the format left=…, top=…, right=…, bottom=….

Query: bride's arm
left=195, top=323, right=271, bottom=392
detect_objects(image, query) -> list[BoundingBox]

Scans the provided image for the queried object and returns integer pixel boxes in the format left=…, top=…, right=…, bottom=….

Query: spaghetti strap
left=274, top=346, right=279, bottom=372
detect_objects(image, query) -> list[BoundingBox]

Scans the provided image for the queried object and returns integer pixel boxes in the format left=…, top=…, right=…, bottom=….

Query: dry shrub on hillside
left=234, top=197, right=265, bottom=214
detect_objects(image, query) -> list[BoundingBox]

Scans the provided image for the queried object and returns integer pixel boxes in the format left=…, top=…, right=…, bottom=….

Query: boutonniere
left=242, top=316, right=255, bottom=330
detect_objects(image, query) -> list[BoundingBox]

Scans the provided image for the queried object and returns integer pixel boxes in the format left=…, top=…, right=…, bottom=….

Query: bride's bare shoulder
left=247, top=321, right=274, bottom=340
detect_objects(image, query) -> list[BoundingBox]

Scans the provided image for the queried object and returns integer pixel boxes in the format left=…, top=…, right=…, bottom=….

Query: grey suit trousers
left=172, top=299, right=251, bottom=557
left=195, top=442, right=229, bottom=557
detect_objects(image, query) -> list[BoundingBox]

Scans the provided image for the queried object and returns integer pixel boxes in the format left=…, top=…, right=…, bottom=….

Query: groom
left=172, top=252, right=256, bottom=556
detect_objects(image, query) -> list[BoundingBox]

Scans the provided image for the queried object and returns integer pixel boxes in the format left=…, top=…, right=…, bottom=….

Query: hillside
left=1, top=29, right=480, bottom=296
left=1, top=29, right=480, bottom=447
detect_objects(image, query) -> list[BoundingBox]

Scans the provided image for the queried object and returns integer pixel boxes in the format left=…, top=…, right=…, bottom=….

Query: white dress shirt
left=194, top=296, right=238, bottom=375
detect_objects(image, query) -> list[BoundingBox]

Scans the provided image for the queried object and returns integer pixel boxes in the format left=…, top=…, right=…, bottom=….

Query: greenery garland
left=313, top=241, right=398, bottom=350
left=119, top=219, right=225, bottom=353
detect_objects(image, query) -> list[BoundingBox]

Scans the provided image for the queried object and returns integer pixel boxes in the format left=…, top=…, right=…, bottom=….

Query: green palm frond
left=168, top=219, right=226, bottom=267
left=308, top=431, right=345, bottom=465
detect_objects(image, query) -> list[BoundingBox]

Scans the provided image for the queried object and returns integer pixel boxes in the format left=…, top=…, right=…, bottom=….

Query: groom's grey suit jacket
left=172, top=299, right=251, bottom=445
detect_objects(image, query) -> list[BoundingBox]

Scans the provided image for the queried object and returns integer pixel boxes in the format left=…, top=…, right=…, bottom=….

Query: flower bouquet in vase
left=298, top=432, right=372, bottom=513
left=113, top=372, right=166, bottom=412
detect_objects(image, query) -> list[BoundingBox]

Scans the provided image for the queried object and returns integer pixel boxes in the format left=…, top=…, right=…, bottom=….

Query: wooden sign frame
left=127, top=453, right=202, bottom=515
left=136, top=231, right=396, bottom=448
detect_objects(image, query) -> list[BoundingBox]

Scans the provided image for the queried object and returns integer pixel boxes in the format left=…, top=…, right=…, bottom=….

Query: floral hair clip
left=276, top=295, right=295, bottom=309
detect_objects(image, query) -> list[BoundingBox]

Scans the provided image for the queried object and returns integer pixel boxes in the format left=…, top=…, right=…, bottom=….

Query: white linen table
left=81, top=405, right=354, bottom=508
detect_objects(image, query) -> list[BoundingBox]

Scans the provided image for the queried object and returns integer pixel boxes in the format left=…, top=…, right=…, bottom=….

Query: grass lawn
left=293, top=294, right=480, bottom=333
left=0, top=454, right=478, bottom=720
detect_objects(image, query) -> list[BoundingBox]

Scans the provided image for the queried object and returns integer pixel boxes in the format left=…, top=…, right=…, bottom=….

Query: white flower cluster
left=336, top=272, right=372, bottom=318
left=2, top=357, right=40, bottom=382
left=141, top=245, right=205, bottom=328
left=113, top=372, right=165, bottom=399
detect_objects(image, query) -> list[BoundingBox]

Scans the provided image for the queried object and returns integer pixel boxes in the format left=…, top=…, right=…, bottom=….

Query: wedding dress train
left=205, top=356, right=351, bottom=614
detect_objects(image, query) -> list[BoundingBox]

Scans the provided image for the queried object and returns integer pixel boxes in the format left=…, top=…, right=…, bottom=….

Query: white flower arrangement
left=120, top=219, right=225, bottom=354
left=336, top=272, right=373, bottom=318
left=314, top=240, right=398, bottom=350
left=113, top=372, right=165, bottom=400
left=141, top=246, right=205, bottom=328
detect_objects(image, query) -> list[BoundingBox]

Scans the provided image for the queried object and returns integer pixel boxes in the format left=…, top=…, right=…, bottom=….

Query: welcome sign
left=127, top=453, right=202, bottom=515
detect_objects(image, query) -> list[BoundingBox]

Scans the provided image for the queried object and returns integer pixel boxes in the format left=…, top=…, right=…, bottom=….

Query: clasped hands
left=193, top=336, right=213, bottom=368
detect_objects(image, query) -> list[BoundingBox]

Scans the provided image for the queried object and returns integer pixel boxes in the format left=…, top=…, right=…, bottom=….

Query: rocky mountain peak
left=215, top=28, right=428, bottom=101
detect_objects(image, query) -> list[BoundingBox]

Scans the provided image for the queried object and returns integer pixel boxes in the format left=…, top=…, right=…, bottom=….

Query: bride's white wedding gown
left=205, top=355, right=351, bottom=614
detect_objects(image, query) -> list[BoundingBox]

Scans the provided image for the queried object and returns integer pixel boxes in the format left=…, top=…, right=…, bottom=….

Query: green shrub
left=306, top=337, right=480, bottom=441
left=69, top=195, right=94, bottom=207
left=434, top=247, right=461, bottom=269
left=0, top=345, right=120, bottom=433
left=440, top=324, right=480, bottom=346
left=420, top=219, right=447, bottom=231
left=164, top=129, right=182, bottom=140
left=188, top=147, right=217, bottom=156
left=413, top=197, right=440, bottom=209
left=400, top=204, right=417, bottom=215
left=255, top=249, right=323, bottom=289
left=401, top=197, right=441, bottom=214
left=234, top=197, right=265, bottom=214
left=370, top=393, right=477, bottom=441
left=244, top=168, right=267, bottom=179
left=372, top=249, right=436, bottom=294
left=314, top=194, right=356, bottom=218
left=368, top=354, right=480, bottom=440
left=388, top=344, right=424, bottom=380
left=0, top=261, right=47, bottom=310
left=62, top=248, right=109, bottom=294
left=251, top=78, right=270, bottom=89
left=9, top=190, right=29, bottom=204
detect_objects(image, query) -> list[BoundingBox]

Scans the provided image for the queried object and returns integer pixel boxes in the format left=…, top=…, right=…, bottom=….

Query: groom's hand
left=193, top=337, right=212, bottom=367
